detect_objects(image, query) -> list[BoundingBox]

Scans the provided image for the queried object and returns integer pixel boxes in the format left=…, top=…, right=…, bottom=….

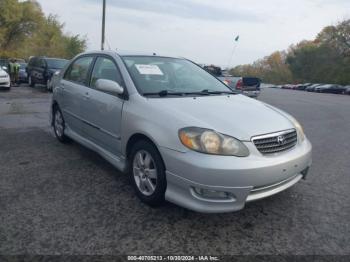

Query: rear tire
left=53, top=105, right=70, bottom=143
left=129, top=140, right=166, bottom=207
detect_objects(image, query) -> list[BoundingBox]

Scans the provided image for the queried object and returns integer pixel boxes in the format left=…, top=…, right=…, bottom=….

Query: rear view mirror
left=96, top=79, right=124, bottom=95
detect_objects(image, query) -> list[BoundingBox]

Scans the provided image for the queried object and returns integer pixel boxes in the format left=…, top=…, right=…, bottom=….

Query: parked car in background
left=48, top=70, right=61, bottom=91
left=315, top=84, right=331, bottom=93
left=217, top=76, right=241, bottom=90
left=265, top=84, right=278, bottom=88
left=219, top=76, right=261, bottom=98
left=324, top=85, right=347, bottom=94
left=315, top=84, right=347, bottom=94
left=282, top=84, right=294, bottom=89
left=306, top=84, right=322, bottom=92
left=0, top=67, right=11, bottom=90
left=296, top=83, right=312, bottom=90
left=344, top=86, right=350, bottom=95
left=241, top=77, right=261, bottom=97
left=27, top=57, right=68, bottom=90
left=0, top=59, right=9, bottom=73
left=18, top=62, right=28, bottom=83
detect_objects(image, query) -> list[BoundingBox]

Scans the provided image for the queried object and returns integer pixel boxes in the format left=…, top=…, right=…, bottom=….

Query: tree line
left=0, top=0, right=87, bottom=60
left=230, top=19, right=350, bottom=85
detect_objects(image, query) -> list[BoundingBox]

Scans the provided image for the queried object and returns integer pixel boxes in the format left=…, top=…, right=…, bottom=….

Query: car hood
left=147, top=94, right=294, bottom=141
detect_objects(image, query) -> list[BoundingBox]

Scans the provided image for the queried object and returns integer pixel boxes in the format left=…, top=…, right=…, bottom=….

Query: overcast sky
left=36, top=0, right=349, bottom=67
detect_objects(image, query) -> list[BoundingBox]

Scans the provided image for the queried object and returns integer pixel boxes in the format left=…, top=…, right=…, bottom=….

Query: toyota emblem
left=277, top=135, right=286, bottom=145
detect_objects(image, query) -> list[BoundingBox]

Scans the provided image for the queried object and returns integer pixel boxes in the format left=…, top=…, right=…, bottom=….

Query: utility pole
left=101, top=0, right=106, bottom=50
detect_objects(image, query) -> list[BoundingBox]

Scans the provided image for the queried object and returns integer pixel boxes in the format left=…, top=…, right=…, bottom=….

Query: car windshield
left=46, top=59, right=68, bottom=69
left=122, top=56, right=232, bottom=96
left=19, top=63, right=27, bottom=69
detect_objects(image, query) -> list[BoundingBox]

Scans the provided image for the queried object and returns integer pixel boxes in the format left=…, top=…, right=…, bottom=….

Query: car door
left=80, top=56, right=125, bottom=156
left=59, top=55, right=95, bottom=137
left=35, top=58, right=45, bottom=84
left=30, top=58, right=39, bottom=83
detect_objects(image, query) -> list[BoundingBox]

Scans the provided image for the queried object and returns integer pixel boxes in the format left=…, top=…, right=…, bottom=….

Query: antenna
left=226, top=35, right=240, bottom=69
left=101, top=0, right=106, bottom=50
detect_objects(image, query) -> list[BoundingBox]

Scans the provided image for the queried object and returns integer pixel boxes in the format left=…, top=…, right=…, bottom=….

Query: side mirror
left=95, top=79, right=124, bottom=95
left=2, top=66, right=7, bottom=71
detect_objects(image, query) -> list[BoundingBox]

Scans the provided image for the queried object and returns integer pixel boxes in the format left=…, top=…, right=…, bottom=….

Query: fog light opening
left=192, top=187, right=235, bottom=201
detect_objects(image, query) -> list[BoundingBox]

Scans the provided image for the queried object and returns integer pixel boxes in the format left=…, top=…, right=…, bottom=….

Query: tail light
left=236, top=79, right=243, bottom=90
left=223, top=80, right=231, bottom=86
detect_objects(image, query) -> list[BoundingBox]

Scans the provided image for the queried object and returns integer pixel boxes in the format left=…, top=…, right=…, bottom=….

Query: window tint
left=64, top=56, right=94, bottom=85
left=30, top=58, right=38, bottom=67
left=90, top=57, right=122, bottom=88
left=46, top=59, right=68, bottom=69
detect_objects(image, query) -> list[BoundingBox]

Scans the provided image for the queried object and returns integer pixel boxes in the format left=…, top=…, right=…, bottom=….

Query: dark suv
left=27, top=57, right=68, bottom=90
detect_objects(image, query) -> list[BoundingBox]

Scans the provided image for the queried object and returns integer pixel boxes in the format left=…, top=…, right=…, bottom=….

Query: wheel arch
left=125, top=133, right=166, bottom=171
left=126, top=133, right=158, bottom=158
left=50, top=100, right=59, bottom=126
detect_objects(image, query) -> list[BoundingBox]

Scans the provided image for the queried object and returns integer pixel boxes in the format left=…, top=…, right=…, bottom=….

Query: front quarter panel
left=121, top=95, right=191, bottom=155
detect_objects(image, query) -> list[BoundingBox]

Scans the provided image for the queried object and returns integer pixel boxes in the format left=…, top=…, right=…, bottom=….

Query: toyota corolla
left=50, top=51, right=312, bottom=213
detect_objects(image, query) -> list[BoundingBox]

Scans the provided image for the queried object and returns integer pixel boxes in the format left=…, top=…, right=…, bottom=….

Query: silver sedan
left=50, top=51, right=312, bottom=213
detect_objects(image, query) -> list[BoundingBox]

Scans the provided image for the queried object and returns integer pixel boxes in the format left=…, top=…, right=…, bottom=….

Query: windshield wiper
left=143, top=90, right=185, bottom=97
left=143, top=89, right=237, bottom=97
left=186, top=89, right=237, bottom=95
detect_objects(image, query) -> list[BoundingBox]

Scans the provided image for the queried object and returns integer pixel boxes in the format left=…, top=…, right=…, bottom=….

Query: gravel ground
left=0, top=85, right=349, bottom=255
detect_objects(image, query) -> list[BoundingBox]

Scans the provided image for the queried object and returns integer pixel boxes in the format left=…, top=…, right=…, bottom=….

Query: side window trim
left=88, top=55, right=128, bottom=100
left=88, top=55, right=125, bottom=89
left=86, top=56, right=98, bottom=88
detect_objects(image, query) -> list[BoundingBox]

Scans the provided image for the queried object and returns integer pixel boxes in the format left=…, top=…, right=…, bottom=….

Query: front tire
left=53, top=106, right=69, bottom=143
left=129, top=140, right=166, bottom=207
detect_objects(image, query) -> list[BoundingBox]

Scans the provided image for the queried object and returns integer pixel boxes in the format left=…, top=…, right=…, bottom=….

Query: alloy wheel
left=54, top=110, right=64, bottom=138
left=132, top=150, right=158, bottom=196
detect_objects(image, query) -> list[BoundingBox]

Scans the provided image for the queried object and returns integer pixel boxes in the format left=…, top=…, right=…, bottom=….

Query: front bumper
left=0, top=80, right=10, bottom=89
left=19, top=74, right=28, bottom=82
left=160, top=138, right=312, bottom=213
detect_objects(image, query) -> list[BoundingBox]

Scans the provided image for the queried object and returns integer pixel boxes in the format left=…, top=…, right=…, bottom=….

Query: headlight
left=179, top=127, right=249, bottom=157
left=292, top=119, right=305, bottom=142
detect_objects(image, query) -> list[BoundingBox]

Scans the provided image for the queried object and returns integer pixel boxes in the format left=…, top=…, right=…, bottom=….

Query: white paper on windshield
left=135, top=64, right=163, bottom=75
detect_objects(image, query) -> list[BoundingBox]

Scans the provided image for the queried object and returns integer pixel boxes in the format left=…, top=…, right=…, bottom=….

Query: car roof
left=45, top=58, right=68, bottom=61
left=30, top=56, right=68, bottom=60
left=80, top=50, right=179, bottom=59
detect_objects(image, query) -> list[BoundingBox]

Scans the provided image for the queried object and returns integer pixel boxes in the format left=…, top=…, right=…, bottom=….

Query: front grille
left=252, top=129, right=297, bottom=154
